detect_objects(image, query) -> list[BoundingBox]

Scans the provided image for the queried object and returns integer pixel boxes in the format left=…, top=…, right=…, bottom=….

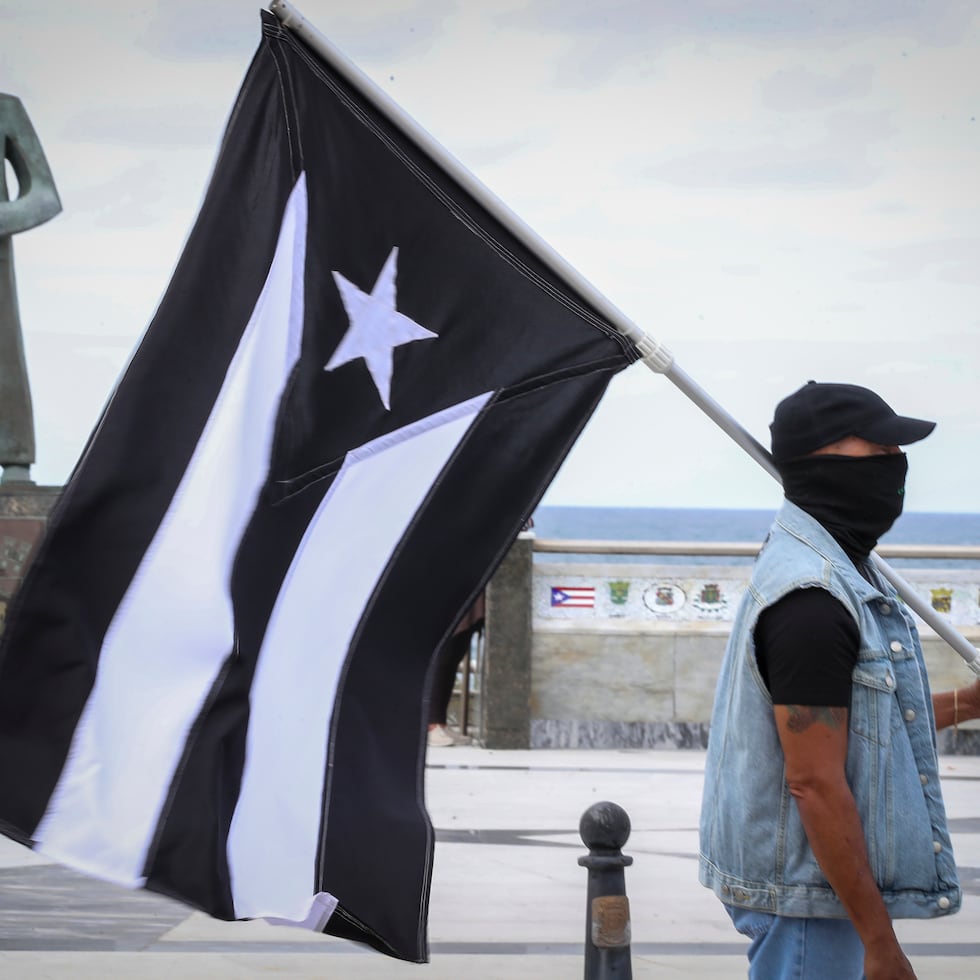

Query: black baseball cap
left=770, top=381, right=935, bottom=461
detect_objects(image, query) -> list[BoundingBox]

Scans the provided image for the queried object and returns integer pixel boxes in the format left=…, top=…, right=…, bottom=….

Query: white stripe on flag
left=34, top=175, right=309, bottom=885
left=226, top=392, right=491, bottom=923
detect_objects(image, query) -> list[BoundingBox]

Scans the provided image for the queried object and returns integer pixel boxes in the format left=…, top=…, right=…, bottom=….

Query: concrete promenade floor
left=1, top=747, right=978, bottom=979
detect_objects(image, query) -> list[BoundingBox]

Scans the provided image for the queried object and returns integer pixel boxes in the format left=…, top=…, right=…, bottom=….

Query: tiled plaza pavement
left=1, top=748, right=978, bottom=978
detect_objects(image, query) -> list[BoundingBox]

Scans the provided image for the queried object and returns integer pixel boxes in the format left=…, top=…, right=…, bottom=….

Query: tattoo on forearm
left=785, top=705, right=847, bottom=733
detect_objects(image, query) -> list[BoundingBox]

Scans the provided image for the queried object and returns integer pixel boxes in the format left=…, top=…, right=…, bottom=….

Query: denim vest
left=699, top=501, right=960, bottom=920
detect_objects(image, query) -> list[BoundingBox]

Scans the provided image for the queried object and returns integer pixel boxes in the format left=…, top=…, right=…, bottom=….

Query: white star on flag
left=325, top=246, right=437, bottom=410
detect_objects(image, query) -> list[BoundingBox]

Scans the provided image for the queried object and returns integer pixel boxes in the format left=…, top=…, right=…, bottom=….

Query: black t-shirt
left=754, top=587, right=860, bottom=707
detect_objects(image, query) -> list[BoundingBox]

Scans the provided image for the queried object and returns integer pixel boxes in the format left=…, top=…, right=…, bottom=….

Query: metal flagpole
left=268, top=0, right=980, bottom=678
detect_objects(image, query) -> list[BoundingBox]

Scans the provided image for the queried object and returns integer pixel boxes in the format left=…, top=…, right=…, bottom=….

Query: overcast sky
left=2, top=0, right=978, bottom=512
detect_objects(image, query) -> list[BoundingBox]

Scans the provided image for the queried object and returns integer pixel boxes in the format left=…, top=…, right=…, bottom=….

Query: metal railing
left=534, top=539, right=980, bottom=560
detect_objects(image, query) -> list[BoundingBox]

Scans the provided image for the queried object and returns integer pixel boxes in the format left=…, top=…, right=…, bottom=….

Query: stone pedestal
left=481, top=533, right=534, bottom=749
left=0, top=483, right=59, bottom=631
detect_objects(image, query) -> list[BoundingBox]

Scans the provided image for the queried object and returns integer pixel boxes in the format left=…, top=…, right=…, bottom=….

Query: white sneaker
left=427, top=725, right=455, bottom=747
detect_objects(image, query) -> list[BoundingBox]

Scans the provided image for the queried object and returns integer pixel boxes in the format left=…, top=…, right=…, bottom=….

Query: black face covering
left=775, top=452, right=909, bottom=563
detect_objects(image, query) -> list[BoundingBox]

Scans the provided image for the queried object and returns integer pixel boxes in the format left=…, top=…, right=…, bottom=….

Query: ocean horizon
left=531, top=505, right=980, bottom=568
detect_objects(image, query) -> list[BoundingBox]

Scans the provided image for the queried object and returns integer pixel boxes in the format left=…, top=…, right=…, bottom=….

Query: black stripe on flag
left=0, top=10, right=638, bottom=963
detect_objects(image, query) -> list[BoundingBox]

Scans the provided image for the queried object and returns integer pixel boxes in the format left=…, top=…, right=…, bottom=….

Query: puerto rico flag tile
left=550, top=586, right=595, bottom=608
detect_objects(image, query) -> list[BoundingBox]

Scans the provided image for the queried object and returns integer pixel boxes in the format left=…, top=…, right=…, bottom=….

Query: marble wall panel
left=531, top=628, right=675, bottom=722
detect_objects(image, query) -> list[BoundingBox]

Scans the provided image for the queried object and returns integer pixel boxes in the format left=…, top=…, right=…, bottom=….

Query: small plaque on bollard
left=591, top=894, right=631, bottom=948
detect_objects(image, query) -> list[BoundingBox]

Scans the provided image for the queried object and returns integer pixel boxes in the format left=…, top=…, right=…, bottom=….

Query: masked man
left=699, top=381, right=980, bottom=979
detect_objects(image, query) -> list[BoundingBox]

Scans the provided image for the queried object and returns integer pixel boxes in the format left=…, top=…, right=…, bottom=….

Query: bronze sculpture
left=0, top=94, right=61, bottom=484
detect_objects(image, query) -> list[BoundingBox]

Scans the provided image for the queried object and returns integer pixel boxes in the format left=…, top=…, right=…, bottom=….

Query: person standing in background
left=427, top=595, right=484, bottom=747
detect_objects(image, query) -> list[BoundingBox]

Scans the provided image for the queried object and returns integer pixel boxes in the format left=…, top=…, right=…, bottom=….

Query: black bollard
left=578, top=801, right=633, bottom=980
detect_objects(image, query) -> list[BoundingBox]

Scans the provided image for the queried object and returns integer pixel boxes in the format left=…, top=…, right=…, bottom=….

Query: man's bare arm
left=773, top=704, right=916, bottom=980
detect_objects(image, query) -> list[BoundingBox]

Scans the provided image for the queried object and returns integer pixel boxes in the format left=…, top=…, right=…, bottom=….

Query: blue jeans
left=726, top=906, right=865, bottom=979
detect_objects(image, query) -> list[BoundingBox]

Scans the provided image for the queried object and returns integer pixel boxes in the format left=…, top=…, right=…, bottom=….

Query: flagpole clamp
left=634, top=334, right=673, bottom=374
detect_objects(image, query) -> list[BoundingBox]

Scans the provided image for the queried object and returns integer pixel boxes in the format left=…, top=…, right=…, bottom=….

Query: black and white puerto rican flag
left=0, top=11, right=637, bottom=962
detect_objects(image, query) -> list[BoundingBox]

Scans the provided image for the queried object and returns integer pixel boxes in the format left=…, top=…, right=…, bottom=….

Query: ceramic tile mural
left=535, top=563, right=980, bottom=629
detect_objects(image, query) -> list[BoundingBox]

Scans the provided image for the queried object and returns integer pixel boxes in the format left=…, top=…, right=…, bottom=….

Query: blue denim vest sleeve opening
left=698, top=501, right=961, bottom=920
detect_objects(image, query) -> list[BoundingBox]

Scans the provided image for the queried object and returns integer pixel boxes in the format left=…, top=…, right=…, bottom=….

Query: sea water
left=532, top=506, right=980, bottom=568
